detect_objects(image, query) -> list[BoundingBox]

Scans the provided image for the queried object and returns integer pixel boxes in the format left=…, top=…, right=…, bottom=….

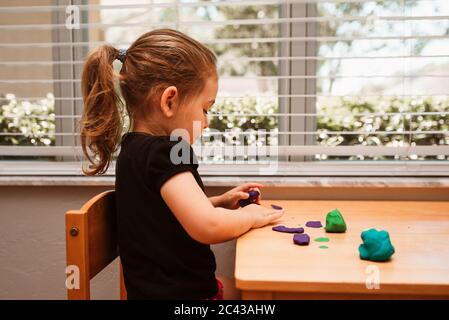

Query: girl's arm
left=208, top=196, right=223, bottom=207
left=161, top=171, right=283, bottom=245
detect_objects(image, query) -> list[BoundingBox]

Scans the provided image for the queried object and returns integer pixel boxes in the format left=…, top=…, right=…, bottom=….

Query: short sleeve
left=145, top=137, right=199, bottom=192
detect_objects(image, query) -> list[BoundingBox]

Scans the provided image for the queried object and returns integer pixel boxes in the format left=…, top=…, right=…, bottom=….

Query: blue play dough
left=358, top=228, right=395, bottom=262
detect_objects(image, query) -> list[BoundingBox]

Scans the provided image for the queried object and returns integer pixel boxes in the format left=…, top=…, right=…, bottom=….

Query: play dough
left=272, top=226, right=304, bottom=234
left=271, top=204, right=283, bottom=210
left=306, top=221, right=323, bottom=228
left=324, top=209, right=347, bottom=233
left=358, top=228, right=395, bottom=262
left=293, top=234, right=310, bottom=246
left=314, top=237, right=329, bottom=242
left=239, top=190, right=260, bottom=207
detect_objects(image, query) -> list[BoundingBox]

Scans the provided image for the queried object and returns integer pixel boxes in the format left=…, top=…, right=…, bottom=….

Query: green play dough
left=314, top=237, right=330, bottom=242
left=324, top=208, right=347, bottom=233
left=319, top=245, right=329, bottom=249
left=358, top=228, right=395, bottom=262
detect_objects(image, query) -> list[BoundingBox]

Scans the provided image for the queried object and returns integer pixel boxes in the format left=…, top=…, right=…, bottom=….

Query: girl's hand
left=218, top=183, right=263, bottom=209
left=239, top=203, right=284, bottom=229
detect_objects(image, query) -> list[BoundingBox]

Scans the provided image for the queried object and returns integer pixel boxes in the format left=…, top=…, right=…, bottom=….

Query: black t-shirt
left=115, top=132, right=218, bottom=300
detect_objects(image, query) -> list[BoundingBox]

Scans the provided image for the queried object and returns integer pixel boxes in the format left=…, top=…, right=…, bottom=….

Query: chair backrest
left=65, top=190, right=127, bottom=300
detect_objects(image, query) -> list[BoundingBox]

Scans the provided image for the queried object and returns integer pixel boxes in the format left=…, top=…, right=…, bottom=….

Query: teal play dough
left=358, top=228, right=395, bottom=262
left=324, top=208, right=347, bottom=233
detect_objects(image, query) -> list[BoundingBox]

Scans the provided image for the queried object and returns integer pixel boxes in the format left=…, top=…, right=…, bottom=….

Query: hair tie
left=117, top=48, right=127, bottom=63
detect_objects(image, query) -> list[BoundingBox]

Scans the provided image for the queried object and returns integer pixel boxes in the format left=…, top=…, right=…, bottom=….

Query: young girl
left=80, top=28, right=284, bottom=300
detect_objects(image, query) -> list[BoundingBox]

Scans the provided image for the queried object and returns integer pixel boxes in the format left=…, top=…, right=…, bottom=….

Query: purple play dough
left=271, top=204, right=283, bottom=210
left=305, top=221, right=323, bottom=228
left=293, top=233, right=310, bottom=245
left=248, top=190, right=260, bottom=198
left=239, top=190, right=260, bottom=207
left=272, top=225, right=304, bottom=233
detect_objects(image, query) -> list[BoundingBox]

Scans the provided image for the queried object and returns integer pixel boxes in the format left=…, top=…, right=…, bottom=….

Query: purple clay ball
left=239, top=190, right=260, bottom=207
left=248, top=190, right=260, bottom=198
left=271, top=204, right=283, bottom=210
left=293, top=233, right=310, bottom=246
left=272, top=225, right=304, bottom=234
left=305, top=221, right=323, bottom=228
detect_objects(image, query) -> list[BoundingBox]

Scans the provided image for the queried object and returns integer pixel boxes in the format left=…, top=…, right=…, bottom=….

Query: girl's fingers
left=260, top=211, right=283, bottom=227
left=239, top=192, right=249, bottom=199
left=237, top=182, right=264, bottom=191
left=266, top=208, right=283, bottom=216
left=268, top=210, right=284, bottom=223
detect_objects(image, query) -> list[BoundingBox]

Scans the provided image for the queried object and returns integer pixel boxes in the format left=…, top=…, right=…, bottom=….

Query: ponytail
left=80, top=45, right=124, bottom=176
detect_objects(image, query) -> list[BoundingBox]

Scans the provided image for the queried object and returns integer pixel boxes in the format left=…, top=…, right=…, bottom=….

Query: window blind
left=0, top=0, right=448, bottom=175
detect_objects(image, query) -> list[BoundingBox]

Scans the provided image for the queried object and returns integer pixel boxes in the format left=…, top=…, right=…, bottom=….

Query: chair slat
left=85, top=192, right=118, bottom=278
left=65, top=190, right=127, bottom=300
left=66, top=210, right=90, bottom=299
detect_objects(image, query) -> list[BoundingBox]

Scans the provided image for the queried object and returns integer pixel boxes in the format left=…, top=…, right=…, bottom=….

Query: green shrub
left=0, top=94, right=55, bottom=146
left=206, top=96, right=278, bottom=148
left=316, top=97, right=449, bottom=160
left=1, top=93, right=447, bottom=161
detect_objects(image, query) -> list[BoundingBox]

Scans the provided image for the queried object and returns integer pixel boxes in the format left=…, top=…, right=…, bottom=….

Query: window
left=1, top=0, right=448, bottom=176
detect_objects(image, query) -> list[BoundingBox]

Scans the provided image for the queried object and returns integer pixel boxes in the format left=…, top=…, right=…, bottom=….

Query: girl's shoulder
left=121, top=132, right=196, bottom=164
left=122, top=131, right=170, bottom=142
left=118, top=131, right=201, bottom=191
left=121, top=131, right=173, bottom=149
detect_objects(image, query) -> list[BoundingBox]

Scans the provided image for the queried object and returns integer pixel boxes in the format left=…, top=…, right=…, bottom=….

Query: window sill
left=0, top=161, right=448, bottom=187
left=1, top=174, right=449, bottom=188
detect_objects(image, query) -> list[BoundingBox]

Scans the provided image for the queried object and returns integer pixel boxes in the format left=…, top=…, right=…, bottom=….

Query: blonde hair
left=80, top=28, right=217, bottom=175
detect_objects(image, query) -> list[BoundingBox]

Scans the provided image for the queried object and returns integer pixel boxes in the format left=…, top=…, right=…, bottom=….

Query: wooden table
left=235, top=200, right=449, bottom=299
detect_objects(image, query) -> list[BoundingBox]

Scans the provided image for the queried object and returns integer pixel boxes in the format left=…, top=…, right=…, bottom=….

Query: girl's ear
left=160, top=86, right=179, bottom=118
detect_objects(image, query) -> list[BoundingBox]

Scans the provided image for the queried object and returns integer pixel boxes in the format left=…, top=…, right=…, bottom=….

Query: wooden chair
left=65, top=190, right=127, bottom=300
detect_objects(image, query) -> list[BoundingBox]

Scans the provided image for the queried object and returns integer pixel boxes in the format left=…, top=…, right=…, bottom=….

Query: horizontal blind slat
left=2, top=112, right=449, bottom=120
left=3, top=94, right=449, bottom=101
left=2, top=54, right=449, bottom=66
left=0, top=1, right=326, bottom=13
left=1, top=131, right=447, bottom=137
left=2, top=74, right=449, bottom=84
left=1, top=145, right=448, bottom=157
left=0, top=0, right=440, bottom=13
left=1, top=14, right=447, bottom=30
left=2, top=35, right=448, bottom=47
